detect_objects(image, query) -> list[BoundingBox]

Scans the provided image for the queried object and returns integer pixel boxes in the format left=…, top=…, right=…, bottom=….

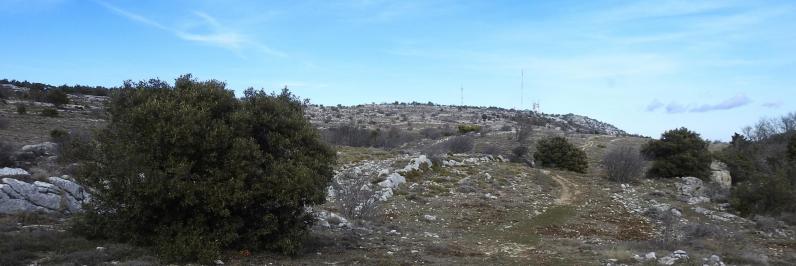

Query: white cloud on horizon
left=651, top=94, right=752, bottom=114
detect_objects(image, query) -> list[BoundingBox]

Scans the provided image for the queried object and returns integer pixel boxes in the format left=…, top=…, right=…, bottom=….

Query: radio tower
left=460, top=84, right=464, bottom=106
left=521, top=69, right=524, bottom=109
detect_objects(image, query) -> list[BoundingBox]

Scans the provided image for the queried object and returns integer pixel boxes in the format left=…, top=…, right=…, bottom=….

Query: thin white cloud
left=95, top=0, right=285, bottom=57
left=646, top=99, right=664, bottom=111
left=657, top=94, right=752, bottom=114
left=690, top=94, right=751, bottom=112
left=762, top=101, right=783, bottom=108
left=666, top=102, right=688, bottom=114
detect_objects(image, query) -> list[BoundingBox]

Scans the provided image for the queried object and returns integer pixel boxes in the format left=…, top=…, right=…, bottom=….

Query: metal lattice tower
left=460, top=84, right=463, bottom=106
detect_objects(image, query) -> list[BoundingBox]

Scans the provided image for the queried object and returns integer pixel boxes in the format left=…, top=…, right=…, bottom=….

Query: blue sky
left=1, top=0, right=794, bottom=140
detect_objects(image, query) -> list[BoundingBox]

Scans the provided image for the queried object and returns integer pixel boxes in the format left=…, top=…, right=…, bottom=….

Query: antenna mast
left=521, top=69, right=524, bottom=109
left=460, top=84, right=464, bottom=106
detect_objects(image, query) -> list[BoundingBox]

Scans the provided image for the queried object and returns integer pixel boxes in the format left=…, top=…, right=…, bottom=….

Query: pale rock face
left=401, top=155, right=432, bottom=173
left=21, top=142, right=58, bottom=156
left=378, top=173, right=406, bottom=189
left=0, top=176, right=90, bottom=215
left=710, top=161, right=732, bottom=189
left=0, top=167, right=30, bottom=177
left=676, top=177, right=711, bottom=205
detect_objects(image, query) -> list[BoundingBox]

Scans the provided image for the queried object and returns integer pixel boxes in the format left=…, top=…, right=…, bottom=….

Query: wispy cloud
left=646, top=99, right=664, bottom=111
left=762, top=101, right=783, bottom=108
left=690, top=94, right=751, bottom=112
left=654, top=94, right=752, bottom=114
left=95, top=1, right=285, bottom=57
left=666, top=102, right=688, bottom=113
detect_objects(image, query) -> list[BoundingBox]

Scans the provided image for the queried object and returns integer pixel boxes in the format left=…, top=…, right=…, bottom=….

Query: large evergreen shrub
left=641, top=127, right=711, bottom=179
left=534, top=137, right=588, bottom=173
left=73, top=75, right=336, bottom=263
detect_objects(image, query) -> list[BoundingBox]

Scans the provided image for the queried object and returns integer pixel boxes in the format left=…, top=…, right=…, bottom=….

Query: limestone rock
left=0, top=167, right=29, bottom=177
left=0, top=177, right=89, bottom=215
left=710, top=161, right=732, bottom=189
left=21, top=142, right=58, bottom=156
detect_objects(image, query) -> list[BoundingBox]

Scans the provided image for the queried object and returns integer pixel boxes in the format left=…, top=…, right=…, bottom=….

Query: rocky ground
left=1, top=93, right=795, bottom=265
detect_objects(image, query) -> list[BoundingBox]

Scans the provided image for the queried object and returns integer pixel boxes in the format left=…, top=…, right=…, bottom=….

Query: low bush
left=0, top=141, right=14, bottom=167
left=476, top=143, right=500, bottom=156
left=40, top=108, right=59, bottom=117
left=457, top=124, right=481, bottom=134
left=331, top=171, right=381, bottom=221
left=510, top=146, right=530, bottom=162
left=602, top=145, right=644, bottom=182
left=50, top=129, right=69, bottom=143
left=50, top=129, right=94, bottom=164
left=445, top=136, right=474, bottom=153
left=419, top=126, right=456, bottom=140
left=16, top=104, right=27, bottom=114
left=322, top=125, right=419, bottom=149
left=534, top=137, right=588, bottom=173
left=46, top=89, right=70, bottom=106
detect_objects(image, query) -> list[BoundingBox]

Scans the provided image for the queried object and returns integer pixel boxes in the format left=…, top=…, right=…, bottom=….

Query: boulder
left=676, top=177, right=710, bottom=205
left=401, top=155, right=432, bottom=172
left=47, top=176, right=88, bottom=201
left=658, top=256, right=676, bottom=265
left=0, top=177, right=89, bottom=215
left=21, top=142, right=58, bottom=156
left=0, top=167, right=29, bottom=177
left=377, top=173, right=406, bottom=189
left=710, top=161, right=732, bottom=189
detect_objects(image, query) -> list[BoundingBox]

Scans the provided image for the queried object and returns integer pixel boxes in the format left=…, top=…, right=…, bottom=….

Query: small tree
left=534, top=137, right=588, bottom=173
left=602, top=145, right=645, bottom=182
left=642, top=127, right=711, bottom=179
left=73, top=75, right=336, bottom=263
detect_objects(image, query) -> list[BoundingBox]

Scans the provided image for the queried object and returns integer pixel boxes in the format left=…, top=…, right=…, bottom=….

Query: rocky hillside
left=1, top=86, right=794, bottom=265
left=305, top=103, right=628, bottom=136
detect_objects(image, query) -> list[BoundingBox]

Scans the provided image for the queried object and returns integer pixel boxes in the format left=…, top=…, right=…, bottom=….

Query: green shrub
left=16, top=104, right=27, bottom=114
left=50, top=129, right=69, bottom=143
left=510, top=146, right=530, bottom=163
left=50, top=129, right=94, bottom=164
left=40, top=108, right=59, bottom=117
left=72, top=75, right=336, bottom=263
left=641, top=127, right=711, bottom=179
left=719, top=115, right=796, bottom=217
left=534, top=137, right=588, bottom=173
left=457, top=124, right=481, bottom=134
left=0, top=141, right=14, bottom=167
left=46, top=89, right=70, bottom=106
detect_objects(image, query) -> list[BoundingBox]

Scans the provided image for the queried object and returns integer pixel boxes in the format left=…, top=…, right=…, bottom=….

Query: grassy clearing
left=0, top=214, right=155, bottom=266
left=505, top=205, right=577, bottom=245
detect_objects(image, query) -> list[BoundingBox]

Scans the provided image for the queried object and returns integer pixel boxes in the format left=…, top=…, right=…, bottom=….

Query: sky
left=1, top=0, right=794, bottom=140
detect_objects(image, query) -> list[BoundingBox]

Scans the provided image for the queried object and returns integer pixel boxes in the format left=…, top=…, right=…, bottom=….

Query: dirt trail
left=542, top=170, right=581, bottom=205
